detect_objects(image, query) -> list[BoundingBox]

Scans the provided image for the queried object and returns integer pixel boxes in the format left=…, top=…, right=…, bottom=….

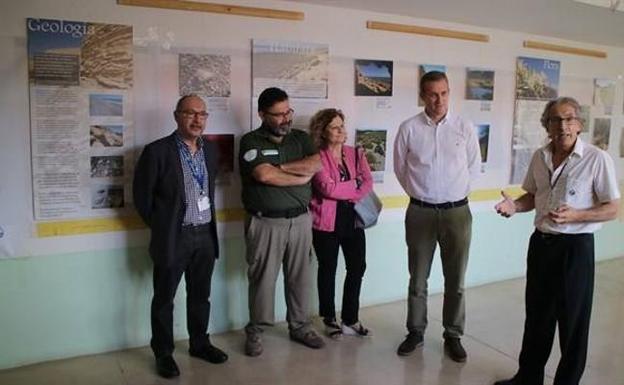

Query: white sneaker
left=341, top=321, right=372, bottom=337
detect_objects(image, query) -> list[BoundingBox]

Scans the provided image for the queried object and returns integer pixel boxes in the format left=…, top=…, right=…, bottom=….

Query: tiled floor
left=1, top=258, right=622, bottom=385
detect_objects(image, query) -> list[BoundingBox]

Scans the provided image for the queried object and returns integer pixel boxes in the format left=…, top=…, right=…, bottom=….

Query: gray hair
left=540, top=96, right=582, bottom=130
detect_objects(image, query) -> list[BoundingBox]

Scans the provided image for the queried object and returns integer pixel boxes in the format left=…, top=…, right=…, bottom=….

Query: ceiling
left=284, top=0, right=624, bottom=48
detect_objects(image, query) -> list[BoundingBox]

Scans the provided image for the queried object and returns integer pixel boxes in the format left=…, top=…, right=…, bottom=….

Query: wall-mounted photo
left=203, top=134, right=234, bottom=185
left=466, top=69, right=494, bottom=101
left=91, top=184, right=124, bottom=209
left=179, top=53, right=231, bottom=97
left=592, top=118, right=611, bottom=151
left=90, top=124, right=123, bottom=147
left=515, top=57, right=560, bottom=100
left=355, top=129, right=387, bottom=183
left=579, top=105, right=590, bottom=133
left=593, top=78, right=615, bottom=115
left=354, top=59, right=393, bottom=97
left=80, top=23, right=133, bottom=90
left=476, top=124, right=490, bottom=162
left=89, top=93, right=123, bottom=116
left=90, top=155, right=124, bottom=178
left=252, top=39, right=329, bottom=99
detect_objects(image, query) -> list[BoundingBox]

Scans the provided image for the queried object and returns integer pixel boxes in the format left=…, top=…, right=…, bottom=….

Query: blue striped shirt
left=175, top=133, right=212, bottom=225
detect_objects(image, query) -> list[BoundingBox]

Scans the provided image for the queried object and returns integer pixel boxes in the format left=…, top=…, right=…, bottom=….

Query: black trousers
left=150, top=224, right=216, bottom=358
left=516, top=230, right=594, bottom=385
left=313, top=228, right=366, bottom=325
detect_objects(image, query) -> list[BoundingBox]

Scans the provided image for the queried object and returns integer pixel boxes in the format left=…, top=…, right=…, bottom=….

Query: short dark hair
left=540, top=96, right=583, bottom=130
left=258, top=87, right=289, bottom=113
left=419, top=71, right=448, bottom=94
left=175, top=94, right=203, bottom=111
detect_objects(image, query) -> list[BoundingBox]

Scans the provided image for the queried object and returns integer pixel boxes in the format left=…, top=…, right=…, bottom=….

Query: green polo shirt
left=239, top=127, right=317, bottom=213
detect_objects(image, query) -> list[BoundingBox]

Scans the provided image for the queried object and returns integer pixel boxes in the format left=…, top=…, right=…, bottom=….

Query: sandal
left=323, top=318, right=343, bottom=339
left=342, top=321, right=372, bottom=337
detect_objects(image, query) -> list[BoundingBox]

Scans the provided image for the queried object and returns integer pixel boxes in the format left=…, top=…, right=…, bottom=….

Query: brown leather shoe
left=289, top=329, right=325, bottom=349
left=245, top=331, right=263, bottom=357
left=444, top=337, right=467, bottom=362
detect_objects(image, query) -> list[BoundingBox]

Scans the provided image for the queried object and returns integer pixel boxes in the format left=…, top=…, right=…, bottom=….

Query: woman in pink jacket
left=308, top=108, right=374, bottom=339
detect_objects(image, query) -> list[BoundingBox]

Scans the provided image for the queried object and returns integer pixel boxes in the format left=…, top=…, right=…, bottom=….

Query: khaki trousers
left=244, top=212, right=313, bottom=333
left=405, top=203, right=472, bottom=338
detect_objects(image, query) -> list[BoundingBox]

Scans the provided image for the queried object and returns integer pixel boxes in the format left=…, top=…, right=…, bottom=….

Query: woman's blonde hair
left=308, top=108, right=345, bottom=149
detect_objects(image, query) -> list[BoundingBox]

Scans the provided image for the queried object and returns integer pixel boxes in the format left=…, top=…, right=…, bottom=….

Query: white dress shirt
left=393, top=111, right=481, bottom=203
left=523, top=139, right=620, bottom=234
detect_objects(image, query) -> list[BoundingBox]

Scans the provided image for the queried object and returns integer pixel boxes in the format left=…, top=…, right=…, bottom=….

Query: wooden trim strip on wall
left=523, top=40, right=606, bottom=58
left=366, top=20, right=489, bottom=43
left=117, top=0, right=304, bottom=21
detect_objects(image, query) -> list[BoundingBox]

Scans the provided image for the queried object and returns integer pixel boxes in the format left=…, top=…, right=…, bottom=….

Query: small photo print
left=355, top=129, right=387, bottom=183
left=579, top=105, right=590, bottom=133
left=354, top=59, right=393, bottom=97
left=592, top=118, right=611, bottom=151
left=466, top=69, right=495, bottom=101
left=89, top=93, right=123, bottom=116
left=90, top=155, right=124, bottom=177
left=91, top=185, right=124, bottom=209
left=476, top=124, right=490, bottom=162
left=90, top=124, right=123, bottom=147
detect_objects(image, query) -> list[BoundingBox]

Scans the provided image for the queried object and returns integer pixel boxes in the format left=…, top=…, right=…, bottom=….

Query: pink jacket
left=310, top=145, right=374, bottom=232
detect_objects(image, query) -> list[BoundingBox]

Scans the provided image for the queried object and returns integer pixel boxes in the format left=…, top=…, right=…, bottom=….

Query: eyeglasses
left=547, top=116, right=579, bottom=125
left=264, top=108, right=294, bottom=119
left=178, top=110, right=209, bottom=119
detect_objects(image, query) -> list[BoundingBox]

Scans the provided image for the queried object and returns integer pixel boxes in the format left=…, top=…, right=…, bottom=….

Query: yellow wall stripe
left=35, top=186, right=531, bottom=237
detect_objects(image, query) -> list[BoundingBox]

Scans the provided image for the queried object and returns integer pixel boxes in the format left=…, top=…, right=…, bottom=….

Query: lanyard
left=549, top=159, right=568, bottom=190
left=180, top=146, right=205, bottom=194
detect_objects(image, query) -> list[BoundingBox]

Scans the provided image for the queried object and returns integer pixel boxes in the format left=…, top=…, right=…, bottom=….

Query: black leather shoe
left=444, top=337, right=467, bottom=362
left=397, top=332, right=424, bottom=356
left=189, top=344, right=228, bottom=364
left=155, top=356, right=180, bottom=378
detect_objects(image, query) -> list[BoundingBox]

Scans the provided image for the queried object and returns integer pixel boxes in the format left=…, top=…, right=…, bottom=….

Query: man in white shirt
left=493, top=97, right=620, bottom=385
left=394, top=71, right=481, bottom=362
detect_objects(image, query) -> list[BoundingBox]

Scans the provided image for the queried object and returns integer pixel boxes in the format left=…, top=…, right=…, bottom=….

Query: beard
left=266, top=120, right=292, bottom=137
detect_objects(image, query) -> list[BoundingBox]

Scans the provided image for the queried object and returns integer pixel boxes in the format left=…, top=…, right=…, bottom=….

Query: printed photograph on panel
left=27, top=19, right=81, bottom=86
left=89, top=94, right=123, bottom=116
left=579, top=105, right=590, bottom=133
left=80, top=23, right=133, bottom=89
left=593, top=78, right=616, bottom=115
left=515, top=57, right=560, bottom=100
left=354, top=59, right=393, bottom=97
left=476, top=124, right=490, bottom=162
left=252, top=39, right=329, bottom=98
left=355, top=129, right=387, bottom=183
left=179, top=54, right=231, bottom=97
left=90, top=124, right=123, bottom=147
left=466, top=69, right=495, bottom=101
left=91, top=185, right=124, bottom=209
left=90, top=156, right=124, bottom=177
left=592, top=118, right=611, bottom=150
left=203, top=134, right=235, bottom=185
